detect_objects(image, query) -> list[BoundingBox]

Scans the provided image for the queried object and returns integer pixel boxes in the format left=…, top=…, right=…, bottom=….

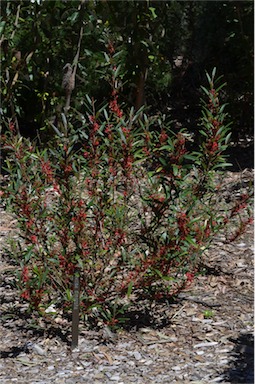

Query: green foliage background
left=1, top=0, right=253, bottom=140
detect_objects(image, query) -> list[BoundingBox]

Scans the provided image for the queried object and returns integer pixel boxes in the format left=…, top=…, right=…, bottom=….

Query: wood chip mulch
left=0, top=170, right=253, bottom=383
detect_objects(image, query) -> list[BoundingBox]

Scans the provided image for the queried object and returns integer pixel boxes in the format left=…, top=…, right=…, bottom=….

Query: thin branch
left=11, top=3, right=21, bottom=40
left=64, top=0, right=85, bottom=112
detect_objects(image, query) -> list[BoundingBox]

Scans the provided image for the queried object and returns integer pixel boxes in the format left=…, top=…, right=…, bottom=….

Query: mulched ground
left=0, top=168, right=253, bottom=383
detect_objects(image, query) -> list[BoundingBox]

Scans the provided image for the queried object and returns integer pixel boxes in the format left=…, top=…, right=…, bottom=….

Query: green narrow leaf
left=50, top=122, right=64, bottom=138
left=24, top=246, right=35, bottom=262
left=104, top=52, right=110, bottom=63
left=118, top=127, right=127, bottom=144
left=103, top=108, right=109, bottom=120
left=173, top=164, right=179, bottom=176
left=201, top=85, right=209, bottom=96
left=127, top=281, right=133, bottom=298
left=113, top=64, right=122, bottom=79
left=85, top=94, right=92, bottom=104
left=205, top=72, right=211, bottom=85
left=199, top=129, right=208, bottom=137
left=212, top=162, right=232, bottom=170
left=61, top=113, right=68, bottom=131
left=215, top=82, right=227, bottom=93
left=225, top=132, right=232, bottom=144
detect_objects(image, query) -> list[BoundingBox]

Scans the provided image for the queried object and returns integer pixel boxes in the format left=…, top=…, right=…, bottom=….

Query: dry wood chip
left=193, top=341, right=218, bottom=348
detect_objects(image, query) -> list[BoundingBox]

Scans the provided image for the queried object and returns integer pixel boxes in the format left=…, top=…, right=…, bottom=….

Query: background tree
left=0, top=0, right=253, bottom=145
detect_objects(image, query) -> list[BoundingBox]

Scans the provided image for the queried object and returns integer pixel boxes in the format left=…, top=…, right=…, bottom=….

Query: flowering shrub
left=1, top=65, right=252, bottom=327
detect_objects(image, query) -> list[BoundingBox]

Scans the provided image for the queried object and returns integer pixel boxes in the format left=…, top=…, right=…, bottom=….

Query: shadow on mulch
left=0, top=304, right=69, bottom=347
left=121, top=308, right=170, bottom=331
left=223, top=333, right=254, bottom=384
left=119, top=295, right=179, bottom=332
left=0, top=346, right=29, bottom=358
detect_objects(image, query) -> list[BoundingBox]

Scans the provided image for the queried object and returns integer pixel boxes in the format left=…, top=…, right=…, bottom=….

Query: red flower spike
left=186, top=272, right=194, bottom=284
left=30, top=235, right=38, bottom=244
left=22, top=266, right=30, bottom=282
left=21, top=290, right=30, bottom=300
left=41, top=160, right=54, bottom=183
left=9, top=121, right=16, bottom=134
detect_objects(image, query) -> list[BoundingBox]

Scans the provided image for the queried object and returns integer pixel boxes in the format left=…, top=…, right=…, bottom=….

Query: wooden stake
left=71, top=270, right=80, bottom=350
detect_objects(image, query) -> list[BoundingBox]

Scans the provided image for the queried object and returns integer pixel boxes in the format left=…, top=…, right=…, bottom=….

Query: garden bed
left=0, top=169, right=253, bottom=383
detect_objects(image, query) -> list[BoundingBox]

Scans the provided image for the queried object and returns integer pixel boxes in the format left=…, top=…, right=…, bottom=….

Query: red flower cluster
left=211, top=119, right=221, bottom=134
left=108, top=41, right=115, bottom=55
left=81, top=243, right=90, bottom=258
left=9, top=121, right=16, bottom=134
left=230, top=194, right=248, bottom=216
left=177, top=211, right=190, bottom=239
left=169, top=134, right=187, bottom=164
left=206, top=135, right=220, bottom=155
left=87, top=115, right=101, bottom=150
left=159, top=129, right=168, bottom=145
left=109, top=91, right=123, bottom=118
left=64, top=164, right=72, bottom=174
left=148, top=193, right=165, bottom=203
left=227, top=217, right=253, bottom=242
left=71, top=208, right=87, bottom=233
left=143, top=146, right=150, bottom=156
left=204, top=224, right=211, bottom=239
left=22, top=266, right=30, bottom=282
left=121, top=139, right=134, bottom=177
left=22, top=203, right=31, bottom=217
left=105, top=124, right=113, bottom=140
left=58, top=254, right=75, bottom=275
left=208, top=88, right=219, bottom=113
left=185, top=271, right=195, bottom=287
left=122, top=153, right=133, bottom=172
left=26, top=218, right=35, bottom=229
left=30, top=235, right=38, bottom=244
left=21, top=290, right=30, bottom=300
left=41, top=160, right=54, bottom=183
left=89, top=115, right=100, bottom=133
left=21, top=267, right=31, bottom=301
left=115, top=228, right=126, bottom=246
